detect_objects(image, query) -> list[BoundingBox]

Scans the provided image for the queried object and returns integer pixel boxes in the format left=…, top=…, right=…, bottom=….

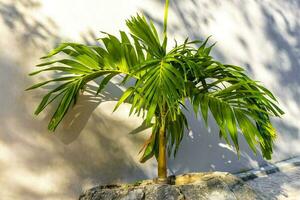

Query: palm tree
left=27, top=0, right=283, bottom=183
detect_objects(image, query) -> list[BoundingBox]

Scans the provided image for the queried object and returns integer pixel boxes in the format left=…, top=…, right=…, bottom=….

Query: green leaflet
left=139, top=124, right=159, bottom=163
left=36, top=59, right=93, bottom=71
left=200, top=94, right=209, bottom=126
left=41, top=43, right=70, bottom=59
left=96, top=72, right=119, bottom=95
left=166, top=112, right=187, bottom=157
left=113, top=87, right=134, bottom=112
left=34, top=81, right=73, bottom=115
left=29, top=66, right=89, bottom=76
left=25, top=76, right=78, bottom=91
left=48, top=80, right=83, bottom=131
left=223, top=105, right=239, bottom=151
left=234, top=109, right=258, bottom=153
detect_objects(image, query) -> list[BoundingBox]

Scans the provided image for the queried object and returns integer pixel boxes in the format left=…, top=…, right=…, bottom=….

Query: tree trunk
left=157, top=113, right=167, bottom=183
left=157, top=0, right=169, bottom=184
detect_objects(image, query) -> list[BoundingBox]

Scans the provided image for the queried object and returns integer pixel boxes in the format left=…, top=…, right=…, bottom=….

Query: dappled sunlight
left=40, top=0, right=139, bottom=40
left=0, top=0, right=299, bottom=199
left=0, top=0, right=59, bottom=51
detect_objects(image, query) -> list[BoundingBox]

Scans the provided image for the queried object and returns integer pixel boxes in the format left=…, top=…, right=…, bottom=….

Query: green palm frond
left=26, top=30, right=146, bottom=131
left=126, top=15, right=165, bottom=57
left=185, top=41, right=283, bottom=159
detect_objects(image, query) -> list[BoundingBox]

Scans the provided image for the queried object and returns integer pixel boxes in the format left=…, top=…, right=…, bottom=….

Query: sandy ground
left=247, top=166, right=300, bottom=200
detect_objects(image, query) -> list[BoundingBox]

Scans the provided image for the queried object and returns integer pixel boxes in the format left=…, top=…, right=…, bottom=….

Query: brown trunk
left=157, top=114, right=167, bottom=184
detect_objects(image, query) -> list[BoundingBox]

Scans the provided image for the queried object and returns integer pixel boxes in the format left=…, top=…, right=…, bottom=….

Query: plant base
left=154, top=177, right=169, bottom=184
left=79, top=172, right=263, bottom=200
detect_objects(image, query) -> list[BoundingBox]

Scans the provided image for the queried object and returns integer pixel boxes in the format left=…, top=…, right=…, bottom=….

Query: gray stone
left=144, top=185, right=184, bottom=200
left=79, top=172, right=261, bottom=200
left=121, top=189, right=145, bottom=200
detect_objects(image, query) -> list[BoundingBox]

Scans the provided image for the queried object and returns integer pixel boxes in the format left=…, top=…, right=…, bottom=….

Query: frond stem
left=163, top=0, right=170, bottom=44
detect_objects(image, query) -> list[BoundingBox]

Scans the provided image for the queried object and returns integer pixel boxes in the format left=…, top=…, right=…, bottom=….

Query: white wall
left=0, top=0, right=299, bottom=199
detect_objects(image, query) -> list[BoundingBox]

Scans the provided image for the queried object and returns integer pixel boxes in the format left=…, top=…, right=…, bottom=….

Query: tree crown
left=27, top=1, right=283, bottom=163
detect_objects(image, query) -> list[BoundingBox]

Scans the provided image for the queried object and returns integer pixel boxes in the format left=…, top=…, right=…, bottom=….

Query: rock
left=79, top=172, right=261, bottom=200
left=144, top=185, right=184, bottom=200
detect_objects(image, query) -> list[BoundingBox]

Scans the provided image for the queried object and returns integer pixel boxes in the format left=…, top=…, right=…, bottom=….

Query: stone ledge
left=237, top=156, right=300, bottom=181
left=79, top=172, right=262, bottom=200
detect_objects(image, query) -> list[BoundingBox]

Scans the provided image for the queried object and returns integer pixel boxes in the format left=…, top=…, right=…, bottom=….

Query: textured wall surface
left=0, top=0, right=299, bottom=199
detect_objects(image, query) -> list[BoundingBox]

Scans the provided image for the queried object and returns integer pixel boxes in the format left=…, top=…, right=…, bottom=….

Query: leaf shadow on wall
left=0, top=1, right=151, bottom=199
left=0, top=0, right=60, bottom=51
left=142, top=0, right=300, bottom=199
